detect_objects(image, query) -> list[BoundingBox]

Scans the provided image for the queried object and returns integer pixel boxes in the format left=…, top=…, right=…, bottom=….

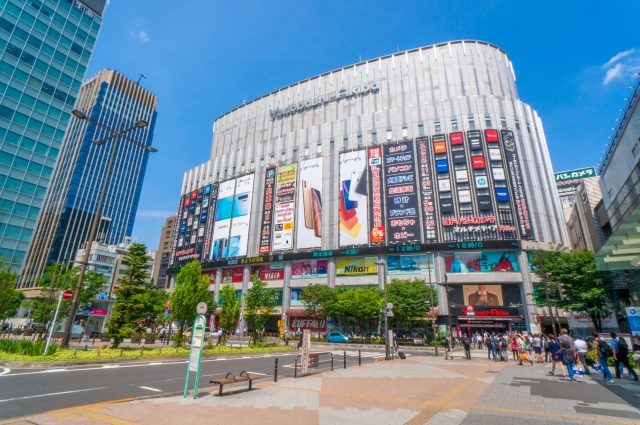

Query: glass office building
left=0, top=0, right=107, bottom=272
left=18, top=68, right=157, bottom=291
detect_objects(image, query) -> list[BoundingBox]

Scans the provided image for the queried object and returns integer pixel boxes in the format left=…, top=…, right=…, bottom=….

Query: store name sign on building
left=269, top=82, right=379, bottom=119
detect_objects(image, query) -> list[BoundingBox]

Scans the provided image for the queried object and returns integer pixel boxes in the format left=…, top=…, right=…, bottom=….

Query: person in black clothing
left=611, top=332, right=638, bottom=381
left=461, top=335, right=472, bottom=359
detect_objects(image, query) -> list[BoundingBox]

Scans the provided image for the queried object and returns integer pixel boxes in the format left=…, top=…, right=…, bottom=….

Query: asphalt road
left=0, top=348, right=395, bottom=420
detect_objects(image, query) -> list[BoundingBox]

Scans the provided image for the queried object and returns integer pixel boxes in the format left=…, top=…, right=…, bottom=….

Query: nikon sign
left=270, top=81, right=379, bottom=120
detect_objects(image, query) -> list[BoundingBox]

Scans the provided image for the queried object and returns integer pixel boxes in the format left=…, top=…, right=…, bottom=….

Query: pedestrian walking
left=510, top=336, right=519, bottom=360
left=392, top=332, right=399, bottom=359
left=591, top=332, right=614, bottom=384
left=610, top=332, right=639, bottom=381
left=558, top=329, right=578, bottom=382
left=461, top=335, right=471, bottom=359
left=284, top=330, right=290, bottom=346
left=543, top=335, right=550, bottom=362
left=498, top=334, right=508, bottom=362
left=243, top=327, right=247, bottom=337
left=444, top=335, right=453, bottom=360
left=547, top=334, right=568, bottom=377
left=573, top=336, right=592, bottom=376
left=533, top=334, right=543, bottom=363
left=632, top=336, right=640, bottom=376
left=486, top=333, right=497, bottom=361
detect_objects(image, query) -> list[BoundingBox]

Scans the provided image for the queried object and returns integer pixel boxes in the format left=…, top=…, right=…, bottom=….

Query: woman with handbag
left=547, top=334, right=568, bottom=377
left=510, top=336, right=519, bottom=360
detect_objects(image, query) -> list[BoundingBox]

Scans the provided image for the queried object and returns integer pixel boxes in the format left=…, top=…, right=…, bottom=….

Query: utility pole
left=427, top=253, right=437, bottom=356
left=538, top=253, right=557, bottom=338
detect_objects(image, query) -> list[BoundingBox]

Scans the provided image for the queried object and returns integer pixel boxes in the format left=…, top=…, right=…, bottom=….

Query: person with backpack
left=444, top=335, right=453, bottom=360
left=557, top=329, right=578, bottom=382
left=461, top=334, right=472, bottom=359
left=486, top=333, right=497, bottom=361
left=591, top=331, right=614, bottom=384
left=610, top=332, right=638, bottom=381
left=499, top=334, right=509, bottom=362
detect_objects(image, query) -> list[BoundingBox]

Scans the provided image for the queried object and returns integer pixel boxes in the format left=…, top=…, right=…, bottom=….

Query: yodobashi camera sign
left=269, top=82, right=379, bottom=119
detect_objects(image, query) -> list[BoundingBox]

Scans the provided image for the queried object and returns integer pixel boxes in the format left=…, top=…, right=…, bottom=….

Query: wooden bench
left=210, top=371, right=261, bottom=396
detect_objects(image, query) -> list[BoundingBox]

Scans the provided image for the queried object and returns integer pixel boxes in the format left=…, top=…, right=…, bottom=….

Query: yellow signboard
left=336, top=256, right=378, bottom=276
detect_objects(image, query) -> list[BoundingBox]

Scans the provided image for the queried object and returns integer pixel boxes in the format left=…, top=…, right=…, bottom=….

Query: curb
left=0, top=350, right=297, bottom=369
left=311, top=343, right=440, bottom=351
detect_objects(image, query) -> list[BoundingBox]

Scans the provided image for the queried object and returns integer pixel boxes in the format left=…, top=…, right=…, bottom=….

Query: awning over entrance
left=595, top=204, right=640, bottom=271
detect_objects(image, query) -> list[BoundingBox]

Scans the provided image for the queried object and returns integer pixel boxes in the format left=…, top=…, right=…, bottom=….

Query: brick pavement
left=3, top=350, right=640, bottom=425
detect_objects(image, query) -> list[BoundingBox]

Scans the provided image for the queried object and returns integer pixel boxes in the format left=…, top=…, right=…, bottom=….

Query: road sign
left=96, top=293, right=108, bottom=300
left=184, top=314, right=206, bottom=399
left=62, top=290, right=73, bottom=300
left=196, top=302, right=207, bottom=315
left=386, top=302, right=393, bottom=309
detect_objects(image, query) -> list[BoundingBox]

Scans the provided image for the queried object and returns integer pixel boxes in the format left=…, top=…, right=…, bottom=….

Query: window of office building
left=260, top=158, right=264, bottom=166
left=330, top=140, right=335, bottom=150
left=434, top=121, right=441, bottom=133
left=357, top=135, right=362, bottom=146
left=485, top=116, right=492, bottom=127
left=386, top=130, right=392, bottom=140
left=526, top=123, right=531, bottom=133
left=514, top=120, right=520, bottom=130
left=451, top=119, right=458, bottom=130
left=304, top=145, right=309, bottom=156
left=241, top=163, right=245, bottom=172
left=468, top=116, right=475, bottom=128
left=501, top=117, right=507, bottom=128
left=372, top=132, right=378, bottom=143
left=281, top=151, right=286, bottom=161
left=292, top=149, right=298, bottom=161
left=402, top=127, right=408, bottom=138
left=250, top=160, right=255, bottom=170
left=270, top=154, right=275, bottom=163
left=216, top=172, right=220, bottom=180
left=418, top=124, right=424, bottom=135
left=232, top=166, right=236, bottom=175
left=317, top=143, right=322, bottom=153
left=343, top=138, right=348, bottom=149
left=224, top=169, right=228, bottom=178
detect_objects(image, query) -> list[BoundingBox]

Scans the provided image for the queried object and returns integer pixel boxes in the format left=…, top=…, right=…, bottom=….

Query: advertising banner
left=501, top=130, right=533, bottom=239
left=568, top=312, right=618, bottom=329
left=554, top=167, right=597, bottom=196
left=291, top=288, right=304, bottom=307
left=340, top=150, right=369, bottom=246
left=383, top=141, right=421, bottom=242
left=416, top=137, right=437, bottom=241
left=203, top=184, right=218, bottom=260
left=168, top=195, right=184, bottom=267
left=273, top=164, right=297, bottom=251
left=228, top=174, right=255, bottom=257
left=387, top=254, right=434, bottom=274
left=211, top=179, right=236, bottom=260
left=292, top=260, right=328, bottom=279
left=449, top=284, right=522, bottom=309
left=336, top=256, right=378, bottom=276
left=259, top=167, right=276, bottom=253
left=222, top=267, right=244, bottom=283
left=443, top=251, right=519, bottom=273
left=626, top=307, right=640, bottom=338
left=296, top=158, right=323, bottom=249
left=251, top=263, right=284, bottom=280
left=367, top=147, right=384, bottom=243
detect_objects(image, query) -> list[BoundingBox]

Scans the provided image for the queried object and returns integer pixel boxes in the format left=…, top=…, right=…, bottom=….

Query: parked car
left=327, top=332, right=349, bottom=343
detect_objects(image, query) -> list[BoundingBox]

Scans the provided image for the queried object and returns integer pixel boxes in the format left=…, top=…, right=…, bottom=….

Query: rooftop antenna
left=136, top=74, right=146, bottom=85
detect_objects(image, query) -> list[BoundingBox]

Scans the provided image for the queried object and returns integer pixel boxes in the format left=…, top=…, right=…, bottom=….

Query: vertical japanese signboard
left=168, top=195, right=184, bottom=267
left=203, top=183, right=219, bottom=261
left=228, top=174, right=255, bottom=257
left=368, top=147, right=384, bottom=243
left=339, top=150, right=369, bottom=246
left=259, top=167, right=276, bottom=253
left=501, top=130, right=533, bottom=239
left=416, top=136, right=437, bottom=241
left=272, top=163, right=297, bottom=251
left=383, top=141, right=421, bottom=243
left=296, top=158, right=323, bottom=249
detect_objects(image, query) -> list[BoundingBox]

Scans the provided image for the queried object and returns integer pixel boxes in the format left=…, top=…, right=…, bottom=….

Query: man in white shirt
left=532, top=334, right=543, bottom=363
left=574, top=336, right=592, bottom=376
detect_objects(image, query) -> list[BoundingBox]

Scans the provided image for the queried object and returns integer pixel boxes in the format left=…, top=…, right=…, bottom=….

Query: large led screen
left=443, top=251, right=519, bottom=273
left=387, top=254, right=434, bottom=275
left=339, top=150, right=369, bottom=246
left=211, top=179, right=236, bottom=260
left=228, top=174, right=255, bottom=258
left=296, top=158, right=323, bottom=249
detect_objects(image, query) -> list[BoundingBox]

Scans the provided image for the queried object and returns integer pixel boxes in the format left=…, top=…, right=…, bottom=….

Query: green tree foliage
left=0, top=262, right=22, bottom=321
left=25, top=263, right=104, bottom=337
left=169, top=260, right=215, bottom=346
left=535, top=248, right=616, bottom=332
left=219, top=283, right=240, bottom=344
left=244, top=274, right=278, bottom=344
left=328, top=286, right=383, bottom=333
left=140, top=282, right=169, bottom=329
left=301, top=283, right=335, bottom=339
left=107, top=243, right=152, bottom=347
left=387, top=278, right=436, bottom=330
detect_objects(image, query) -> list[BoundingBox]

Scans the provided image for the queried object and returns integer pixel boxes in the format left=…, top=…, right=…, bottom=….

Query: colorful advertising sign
left=228, top=174, right=254, bottom=258
left=501, top=130, right=533, bottom=239
left=416, top=137, right=437, bottom=241
left=387, top=254, right=434, bottom=274
left=168, top=195, right=184, bottom=267
left=383, top=141, right=421, bottom=242
left=449, top=284, right=522, bottom=309
left=626, top=307, right=640, bottom=338
left=292, top=260, right=328, bottom=279
left=296, top=158, right=323, bottom=249
left=251, top=263, right=284, bottom=280
left=336, top=256, right=378, bottom=276
left=211, top=179, right=236, bottom=260
left=259, top=167, right=276, bottom=253
left=443, top=251, right=519, bottom=273
left=340, top=150, right=369, bottom=246
left=273, top=164, right=297, bottom=251
left=222, top=267, right=244, bottom=283
left=367, top=147, right=384, bottom=243
left=291, top=288, right=305, bottom=307
left=554, top=167, right=597, bottom=196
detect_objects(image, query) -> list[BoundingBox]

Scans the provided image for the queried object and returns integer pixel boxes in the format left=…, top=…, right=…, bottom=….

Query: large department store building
left=169, top=40, right=569, bottom=335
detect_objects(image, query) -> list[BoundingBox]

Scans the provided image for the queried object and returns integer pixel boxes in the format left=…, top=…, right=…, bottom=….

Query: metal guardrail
left=294, top=351, right=334, bottom=378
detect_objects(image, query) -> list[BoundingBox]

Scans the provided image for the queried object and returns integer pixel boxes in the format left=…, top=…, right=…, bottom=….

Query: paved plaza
left=3, top=350, right=640, bottom=425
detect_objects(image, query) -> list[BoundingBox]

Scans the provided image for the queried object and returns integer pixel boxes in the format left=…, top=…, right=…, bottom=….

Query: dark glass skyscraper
left=19, top=69, right=157, bottom=291
left=0, top=0, right=107, bottom=272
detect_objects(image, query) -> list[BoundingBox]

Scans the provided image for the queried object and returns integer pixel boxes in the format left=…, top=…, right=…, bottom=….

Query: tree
left=535, top=248, right=616, bottom=332
left=25, top=263, right=104, bottom=338
left=140, top=282, right=169, bottom=329
left=244, top=274, right=278, bottom=344
left=107, top=243, right=152, bottom=347
left=169, top=260, right=215, bottom=346
left=301, top=283, right=335, bottom=339
left=330, top=286, right=383, bottom=334
left=219, top=283, right=240, bottom=344
left=0, top=262, right=22, bottom=321
left=387, top=278, right=436, bottom=331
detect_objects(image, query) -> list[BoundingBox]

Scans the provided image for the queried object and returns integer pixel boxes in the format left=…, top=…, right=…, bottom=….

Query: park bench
left=210, top=371, right=261, bottom=396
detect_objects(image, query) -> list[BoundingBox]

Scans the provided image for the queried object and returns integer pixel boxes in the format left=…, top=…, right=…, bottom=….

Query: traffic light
left=536, top=315, right=542, bottom=324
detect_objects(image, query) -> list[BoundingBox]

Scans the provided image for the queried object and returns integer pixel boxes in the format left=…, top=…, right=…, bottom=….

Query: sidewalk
left=3, top=350, right=640, bottom=425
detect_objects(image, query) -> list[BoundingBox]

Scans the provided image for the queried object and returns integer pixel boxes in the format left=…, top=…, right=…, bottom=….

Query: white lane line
left=42, top=369, right=67, bottom=373
left=138, top=386, right=162, bottom=392
left=246, top=371, right=269, bottom=376
left=101, top=365, right=119, bottom=369
left=148, top=363, right=162, bottom=365
left=0, top=368, right=10, bottom=376
left=241, top=356, right=250, bottom=359
left=0, top=387, right=106, bottom=403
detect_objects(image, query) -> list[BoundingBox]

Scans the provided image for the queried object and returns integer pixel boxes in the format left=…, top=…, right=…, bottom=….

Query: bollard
left=344, top=351, right=346, bottom=369
left=274, top=358, right=278, bottom=382
left=359, top=350, right=361, bottom=366
left=85, top=344, right=88, bottom=351
left=294, top=357, right=298, bottom=378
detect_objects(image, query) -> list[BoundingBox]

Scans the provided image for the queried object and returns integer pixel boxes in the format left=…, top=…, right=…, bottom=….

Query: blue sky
left=85, top=1, right=640, bottom=250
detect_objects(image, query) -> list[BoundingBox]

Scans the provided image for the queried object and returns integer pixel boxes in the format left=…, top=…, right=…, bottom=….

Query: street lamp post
left=60, top=110, right=157, bottom=348
left=375, top=260, right=391, bottom=360
left=426, top=253, right=437, bottom=357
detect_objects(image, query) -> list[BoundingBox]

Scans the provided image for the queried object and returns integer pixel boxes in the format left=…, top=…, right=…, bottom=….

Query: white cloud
left=601, top=48, right=640, bottom=85
left=603, top=63, right=624, bottom=85
left=139, top=31, right=150, bottom=43
left=136, top=210, right=175, bottom=218
left=603, top=49, right=635, bottom=68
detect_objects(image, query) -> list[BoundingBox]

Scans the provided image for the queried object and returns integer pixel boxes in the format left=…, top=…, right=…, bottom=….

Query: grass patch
left=0, top=339, right=56, bottom=356
left=0, top=344, right=297, bottom=363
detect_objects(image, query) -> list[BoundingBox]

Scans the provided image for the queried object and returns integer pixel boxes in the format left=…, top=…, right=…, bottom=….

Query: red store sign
left=461, top=308, right=510, bottom=317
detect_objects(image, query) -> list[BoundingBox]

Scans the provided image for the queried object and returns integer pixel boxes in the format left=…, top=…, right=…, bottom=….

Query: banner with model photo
left=416, top=137, right=437, bottom=241
left=387, top=254, right=434, bottom=275
left=501, top=130, right=533, bottom=239
left=251, top=263, right=285, bottom=280
left=272, top=163, right=297, bottom=251
left=296, top=158, right=323, bottom=249
left=211, top=179, right=236, bottom=260
left=227, top=174, right=255, bottom=257
left=367, top=146, right=384, bottom=244
left=259, top=167, right=276, bottom=253
left=340, top=150, right=369, bottom=246
left=383, top=141, right=421, bottom=242
left=292, top=260, right=328, bottom=279
left=443, top=251, right=519, bottom=273
left=448, top=284, right=522, bottom=309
